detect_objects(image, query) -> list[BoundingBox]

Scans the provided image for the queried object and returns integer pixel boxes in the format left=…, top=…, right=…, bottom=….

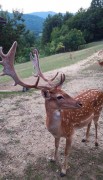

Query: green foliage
left=0, top=7, right=37, bottom=63
left=41, top=13, right=63, bottom=45
left=63, top=29, right=86, bottom=51
left=0, top=9, right=25, bottom=51
left=56, top=42, right=65, bottom=53
left=63, top=12, right=73, bottom=22
left=41, top=2, right=103, bottom=56
left=90, top=0, right=103, bottom=9
left=51, top=27, right=61, bottom=42
left=43, top=28, right=85, bottom=54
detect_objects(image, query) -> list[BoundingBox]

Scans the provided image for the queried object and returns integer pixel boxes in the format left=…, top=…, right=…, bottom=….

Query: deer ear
left=41, top=89, right=50, bottom=99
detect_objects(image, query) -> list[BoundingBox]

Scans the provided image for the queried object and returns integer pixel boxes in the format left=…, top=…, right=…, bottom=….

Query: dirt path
left=0, top=52, right=103, bottom=179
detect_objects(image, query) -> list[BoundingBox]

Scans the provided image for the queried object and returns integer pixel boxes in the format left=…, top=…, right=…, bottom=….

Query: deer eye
left=57, top=95, right=64, bottom=100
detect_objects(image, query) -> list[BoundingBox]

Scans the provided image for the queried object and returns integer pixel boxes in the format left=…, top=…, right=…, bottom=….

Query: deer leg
left=60, top=137, right=72, bottom=177
left=50, top=137, right=60, bottom=162
left=22, top=87, right=30, bottom=92
left=82, top=122, right=92, bottom=143
left=93, top=115, right=99, bottom=147
left=94, top=121, right=98, bottom=146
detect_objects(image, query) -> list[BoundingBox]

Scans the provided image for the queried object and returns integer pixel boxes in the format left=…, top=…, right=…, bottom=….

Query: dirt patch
left=0, top=52, right=103, bottom=179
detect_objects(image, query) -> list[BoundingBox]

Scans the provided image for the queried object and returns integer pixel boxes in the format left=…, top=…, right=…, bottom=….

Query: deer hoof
left=60, top=168, right=66, bottom=177
left=82, top=139, right=86, bottom=142
left=48, top=157, right=56, bottom=163
left=95, top=142, right=99, bottom=147
left=60, top=172, right=66, bottom=177
left=50, top=159, right=56, bottom=163
left=22, top=87, right=30, bottom=92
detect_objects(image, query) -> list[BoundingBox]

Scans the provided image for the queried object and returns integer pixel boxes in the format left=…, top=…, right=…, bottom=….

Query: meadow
left=0, top=40, right=103, bottom=84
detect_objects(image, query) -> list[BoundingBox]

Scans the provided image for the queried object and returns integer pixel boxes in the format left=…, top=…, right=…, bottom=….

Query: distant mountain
left=8, top=11, right=62, bottom=37
left=23, top=14, right=44, bottom=36
left=8, top=12, right=44, bottom=36
left=30, top=11, right=57, bottom=19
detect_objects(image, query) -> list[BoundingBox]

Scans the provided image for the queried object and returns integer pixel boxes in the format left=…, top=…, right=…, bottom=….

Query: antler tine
left=0, top=47, right=6, bottom=59
left=34, top=76, right=40, bottom=88
left=33, top=73, right=66, bottom=90
left=49, top=72, right=59, bottom=81
left=53, top=73, right=66, bottom=89
left=30, top=48, right=59, bottom=84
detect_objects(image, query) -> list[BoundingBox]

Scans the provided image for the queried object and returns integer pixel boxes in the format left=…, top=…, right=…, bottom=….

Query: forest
left=0, top=0, right=103, bottom=63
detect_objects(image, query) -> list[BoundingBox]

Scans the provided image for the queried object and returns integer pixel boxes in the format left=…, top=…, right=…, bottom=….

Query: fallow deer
left=29, top=47, right=103, bottom=177
left=0, top=41, right=103, bottom=177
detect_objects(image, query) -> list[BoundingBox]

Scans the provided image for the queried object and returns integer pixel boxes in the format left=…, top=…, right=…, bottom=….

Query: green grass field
left=0, top=40, right=103, bottom=84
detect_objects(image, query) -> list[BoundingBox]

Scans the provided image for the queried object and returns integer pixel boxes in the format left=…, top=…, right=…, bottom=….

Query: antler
left=0, top=41, right=65, bottom=90
left=0, top=41, right=41, bottom=89
left=30, top=48, right=59, bottom=84
left=37, top=73, right=66, bottom=90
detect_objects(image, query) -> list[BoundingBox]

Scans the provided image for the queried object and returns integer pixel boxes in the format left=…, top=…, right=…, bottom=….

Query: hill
left=30, top=11, right=56, bottom=19
left=23, top=14, right=44, bottom=36
left=8, top=11, right=63, bottom=36
left=9, top=12, right=45, bottom=36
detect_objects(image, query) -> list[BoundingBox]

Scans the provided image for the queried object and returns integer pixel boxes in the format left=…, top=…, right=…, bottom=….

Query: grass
left=0, top=91, right=23, bottom=98
left=0, top=40, right=103, bottom=85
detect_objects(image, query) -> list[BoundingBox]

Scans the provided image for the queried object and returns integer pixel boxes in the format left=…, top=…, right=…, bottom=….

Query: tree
left=41, top=5, right=103, bottom=55
left=0, top=7, right=36, bottom=62
left=0, top=9, right=26, bottom=51
left=56, top=42, right=65, bottom=53
left=90, top=0, right=103, bottom=8
left=41, top=13, right=63, bottom=45
left=63, top=12, right=73, bottom=23
left=62, top=29, right=85, bottom=51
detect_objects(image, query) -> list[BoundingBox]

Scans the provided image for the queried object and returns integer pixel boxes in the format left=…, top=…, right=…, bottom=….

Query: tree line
left=0, top=0, right=103, bottom=62
left=41, top=0, right=103, bottom=55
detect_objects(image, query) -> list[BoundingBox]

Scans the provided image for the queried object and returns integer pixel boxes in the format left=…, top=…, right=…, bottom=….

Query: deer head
left=41, top=73, right=82, bottom=112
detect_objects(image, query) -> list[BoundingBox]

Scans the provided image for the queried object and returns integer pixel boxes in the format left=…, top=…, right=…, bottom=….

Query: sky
left=0, top=0, right=92, bottom=14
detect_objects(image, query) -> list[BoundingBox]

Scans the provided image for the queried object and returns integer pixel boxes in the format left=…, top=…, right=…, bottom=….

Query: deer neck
left=45, top=101, right=62, bottom=137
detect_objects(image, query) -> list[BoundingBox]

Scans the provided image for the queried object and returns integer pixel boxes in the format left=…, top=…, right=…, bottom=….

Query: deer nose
left=76, top=101, right=82, bottom=108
